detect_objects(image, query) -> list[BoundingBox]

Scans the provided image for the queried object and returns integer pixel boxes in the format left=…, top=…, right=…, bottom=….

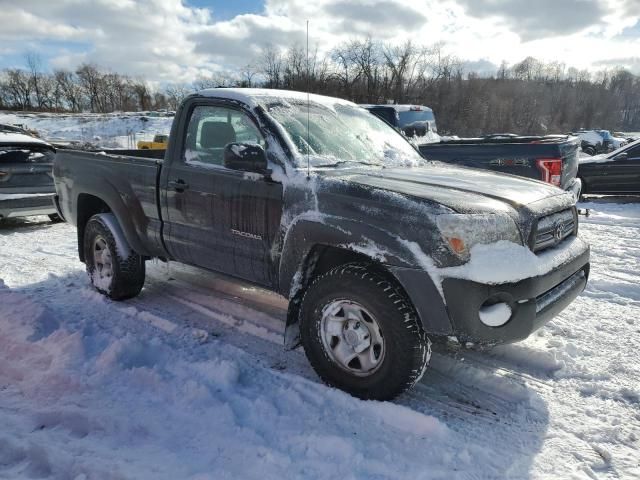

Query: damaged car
left=0, top=126, right=58, bottom=222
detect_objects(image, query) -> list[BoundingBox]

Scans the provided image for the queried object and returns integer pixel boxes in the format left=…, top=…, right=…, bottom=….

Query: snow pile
left=0, top=245, right=464, bottom=479
left=1, top=200, right=640, bottom=478
left=410, top=130, right=441, bottom=145
left=478, top=303, right=512, bottom=327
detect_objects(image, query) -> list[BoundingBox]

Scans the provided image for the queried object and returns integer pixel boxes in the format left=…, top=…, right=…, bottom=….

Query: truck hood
left=328, top=163, right=568, bottom=211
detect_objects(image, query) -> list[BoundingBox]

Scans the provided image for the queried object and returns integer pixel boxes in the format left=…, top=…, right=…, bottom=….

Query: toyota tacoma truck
left=54, top=89, right=590, bottom=400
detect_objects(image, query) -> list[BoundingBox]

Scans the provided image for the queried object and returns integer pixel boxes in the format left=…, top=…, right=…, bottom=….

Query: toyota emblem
left=553, top=222, right=564, bottom=242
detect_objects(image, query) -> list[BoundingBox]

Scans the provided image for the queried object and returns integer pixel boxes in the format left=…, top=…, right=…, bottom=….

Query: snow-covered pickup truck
left=53, top=89, right=590, bottom=400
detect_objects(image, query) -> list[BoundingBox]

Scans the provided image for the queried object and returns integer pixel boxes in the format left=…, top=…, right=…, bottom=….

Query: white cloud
left=0, top=0, right=639, bottom=82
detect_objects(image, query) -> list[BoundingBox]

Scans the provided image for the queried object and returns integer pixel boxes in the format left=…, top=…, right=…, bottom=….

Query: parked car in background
left=364, top=107, right=582, bottom=198
left=418, top=134, right=582, bottom=199
left=0, top=127, right=58, bottom=222
left=361, top=104, right=438, bottom=137
left=575, top=129, right=627, bottom=156
left=54, top=88, right=590, bottom=400
left=137, top=134, right=169, bottom=150
left=579, top=139, right=640, bottom=195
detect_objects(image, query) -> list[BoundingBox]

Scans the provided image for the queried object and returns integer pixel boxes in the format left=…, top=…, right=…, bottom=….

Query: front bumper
left=441, top=243, right=590, bottom=345
left=0, top=193, right=57, bottom=219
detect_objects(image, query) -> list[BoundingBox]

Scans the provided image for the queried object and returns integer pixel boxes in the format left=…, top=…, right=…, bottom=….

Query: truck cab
left=361, top=104, right=438, bottom=137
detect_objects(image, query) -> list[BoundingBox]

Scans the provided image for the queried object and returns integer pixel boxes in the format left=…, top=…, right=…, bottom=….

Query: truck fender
left=278, top=216, right=452, bottom=349
left=74, top=177, right=156, bottom=259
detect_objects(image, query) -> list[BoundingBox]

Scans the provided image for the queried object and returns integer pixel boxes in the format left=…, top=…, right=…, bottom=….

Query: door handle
left=168, top=179, right=189, bottom=191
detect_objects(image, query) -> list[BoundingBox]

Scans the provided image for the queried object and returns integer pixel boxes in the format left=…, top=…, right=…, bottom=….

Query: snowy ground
left=0, top=111, right=173, bottom=149
left=1, top=199, right=639, bottom=479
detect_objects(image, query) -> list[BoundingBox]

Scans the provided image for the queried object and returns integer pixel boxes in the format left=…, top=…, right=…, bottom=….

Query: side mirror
left=223, top=143, right=268, bottom=173
left=613, top=152, right=628, bottom=161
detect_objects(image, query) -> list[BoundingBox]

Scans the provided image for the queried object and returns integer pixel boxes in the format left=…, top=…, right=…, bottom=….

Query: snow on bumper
left=390, top=237, right=589, bottom=345
left=441, top=237, right=590, bottom=345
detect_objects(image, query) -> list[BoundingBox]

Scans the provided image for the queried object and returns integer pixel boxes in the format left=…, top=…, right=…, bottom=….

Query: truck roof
left=196, top=88, right=359, bottom=109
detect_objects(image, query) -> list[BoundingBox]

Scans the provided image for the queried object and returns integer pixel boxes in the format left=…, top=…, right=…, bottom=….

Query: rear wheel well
left=76, top=194, right=111, bottom=262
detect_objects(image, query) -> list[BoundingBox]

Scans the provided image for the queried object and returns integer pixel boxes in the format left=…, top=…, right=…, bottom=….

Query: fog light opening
left=479, top=302, right=512, bottom=327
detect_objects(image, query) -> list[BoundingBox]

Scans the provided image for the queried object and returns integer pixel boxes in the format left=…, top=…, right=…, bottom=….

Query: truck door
left=162, top=102, right=283, bottom=287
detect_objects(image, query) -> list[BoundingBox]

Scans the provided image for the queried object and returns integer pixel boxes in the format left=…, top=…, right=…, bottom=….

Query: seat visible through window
left=183, top=105, right=265, bottom=168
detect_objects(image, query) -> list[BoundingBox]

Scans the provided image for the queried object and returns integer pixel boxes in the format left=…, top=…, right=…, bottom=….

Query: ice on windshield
left=264, top=100, right=425, bottom=169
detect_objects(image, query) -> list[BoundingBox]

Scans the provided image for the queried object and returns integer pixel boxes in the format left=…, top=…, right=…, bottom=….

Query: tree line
left=1, top=44, right=639, bottom=136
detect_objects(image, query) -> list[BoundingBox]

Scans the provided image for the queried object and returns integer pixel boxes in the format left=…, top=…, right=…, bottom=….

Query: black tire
left=583, top=146, right=596, bottom=156
left=83, top=213, right=145, bottom=300
left=299, top=263, right=431, bottom=400
left=48, top=213, right=63, bottom=223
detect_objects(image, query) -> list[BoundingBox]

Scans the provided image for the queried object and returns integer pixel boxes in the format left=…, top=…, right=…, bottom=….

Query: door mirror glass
left=224, top=143, right=268, bottom=173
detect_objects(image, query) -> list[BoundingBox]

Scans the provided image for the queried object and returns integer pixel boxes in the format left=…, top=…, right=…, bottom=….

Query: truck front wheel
left=299, top=263, right=431, bottom=400
left=83, top=213, right=145, bottom=300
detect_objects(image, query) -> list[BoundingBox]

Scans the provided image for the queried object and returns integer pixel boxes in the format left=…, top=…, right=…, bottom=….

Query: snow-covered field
left=0, top=111, right=173, bottom=149
left=1, top=199, right=639, bottom=479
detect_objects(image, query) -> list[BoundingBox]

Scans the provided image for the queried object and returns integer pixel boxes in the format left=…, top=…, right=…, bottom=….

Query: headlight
left=436, top=214, right=522, bottom=261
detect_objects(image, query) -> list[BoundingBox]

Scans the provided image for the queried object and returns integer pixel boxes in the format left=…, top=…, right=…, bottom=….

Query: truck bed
left=418, top=135, right=580, bottom=190
left=53, top=149, right=166, bottom=259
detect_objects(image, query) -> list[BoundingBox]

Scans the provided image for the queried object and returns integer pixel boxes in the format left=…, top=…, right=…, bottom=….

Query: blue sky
left=0, top=0, right=638, bottom=82
left=186, top=0, right=264, bottom=20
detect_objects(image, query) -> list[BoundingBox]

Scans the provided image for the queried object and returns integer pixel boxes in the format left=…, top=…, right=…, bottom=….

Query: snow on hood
left=0, top=131, right=50, bottom=147
left=579, top=153, right=609, bottom=164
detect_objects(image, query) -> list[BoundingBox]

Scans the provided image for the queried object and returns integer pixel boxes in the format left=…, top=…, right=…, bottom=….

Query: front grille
left=533, top=208, right=576, bottom=252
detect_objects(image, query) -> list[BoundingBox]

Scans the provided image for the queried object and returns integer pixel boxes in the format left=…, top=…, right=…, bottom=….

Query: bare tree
left=165, top=84, right=192, bottom=110
left=259, top=44, right=283, bottom=88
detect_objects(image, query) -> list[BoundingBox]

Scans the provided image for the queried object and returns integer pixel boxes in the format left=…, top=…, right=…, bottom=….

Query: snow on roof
left=196, top=88, right=359, bottom=109
left=0, top=131, right=50, bottom=146
left=360, top=104, right=433, bottom=112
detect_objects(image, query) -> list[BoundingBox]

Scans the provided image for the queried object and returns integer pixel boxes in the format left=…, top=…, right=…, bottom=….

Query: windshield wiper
left=313, top=160, right=380, bottom=168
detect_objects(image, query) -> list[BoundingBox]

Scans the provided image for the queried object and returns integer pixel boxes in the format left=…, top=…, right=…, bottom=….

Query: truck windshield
left=596, top=130, right=613, bottom=141
left=265, top=101, right=424, bottom=168
left=397, top=109, right=435, bottom=127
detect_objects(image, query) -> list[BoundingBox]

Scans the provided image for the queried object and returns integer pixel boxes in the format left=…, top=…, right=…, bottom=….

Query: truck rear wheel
left=83, top=213, right=145, bottom=300
left=299, top=263, right=431, bottom=400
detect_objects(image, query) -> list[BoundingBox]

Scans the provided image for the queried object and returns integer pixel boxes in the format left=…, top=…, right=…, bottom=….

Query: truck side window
left=183, top=105, right=265, bottom=168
